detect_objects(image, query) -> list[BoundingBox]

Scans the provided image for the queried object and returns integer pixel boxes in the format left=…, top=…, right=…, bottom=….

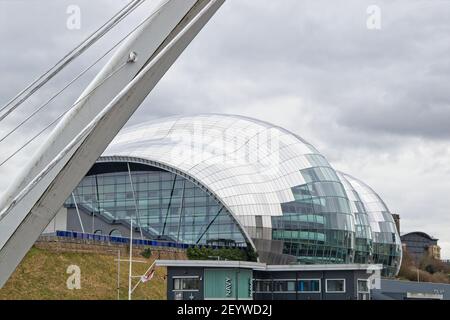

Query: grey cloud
left=135, top=0, right=450, bottom=140
left=0, top=0, right=449, bottom=258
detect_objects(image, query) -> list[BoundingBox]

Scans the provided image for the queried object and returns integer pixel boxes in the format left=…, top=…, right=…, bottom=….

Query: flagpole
left=128, top=216, right=133, bottom=300
left=131, top=260, right=157, bottom=294
left=117, top=249, right=120, bottom=300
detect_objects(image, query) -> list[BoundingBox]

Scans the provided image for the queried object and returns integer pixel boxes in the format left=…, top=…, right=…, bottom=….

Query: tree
left=187, top=246, right=249, bottom=261
left=398, top=249, right=450, bottom=284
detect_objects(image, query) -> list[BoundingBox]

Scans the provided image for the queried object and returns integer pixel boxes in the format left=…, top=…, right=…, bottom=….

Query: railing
left=54, top=230, right=189, bottom=249
left=52, top=230, right=246, bottom=250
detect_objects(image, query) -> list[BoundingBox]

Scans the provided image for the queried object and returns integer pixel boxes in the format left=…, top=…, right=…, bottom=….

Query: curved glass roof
left=341, top=173, right=395, bottom=236
left=337, top=172, right=373, bottom=264
left=105, top=114, right=331, bottom=227
left=340, top=172, right=402, bottom=276
left=98, top=114, right=404, bottom=274
left=104, top=114, right=357, bottom=264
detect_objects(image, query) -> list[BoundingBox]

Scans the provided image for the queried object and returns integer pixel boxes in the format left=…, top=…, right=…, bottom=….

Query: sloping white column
left=0, top=0, right=225, bottom=288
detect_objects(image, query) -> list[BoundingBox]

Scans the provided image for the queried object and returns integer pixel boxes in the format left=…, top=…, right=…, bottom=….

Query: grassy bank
left=0, top=247, right=167, bottom=300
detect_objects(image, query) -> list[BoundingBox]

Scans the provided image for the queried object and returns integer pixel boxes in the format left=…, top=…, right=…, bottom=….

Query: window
left=298, top=279, right=321, bottom=293
left=273, top=280, right=296, bottom=292
left=173, top=277, right=200, bottom=291
left=357, top=279, right=370, bottom=300
left=326, top=279, right=345, bottom=293
left=357, top=279, right=369, bottom=293
left=254, top=280, right=272, bottom=292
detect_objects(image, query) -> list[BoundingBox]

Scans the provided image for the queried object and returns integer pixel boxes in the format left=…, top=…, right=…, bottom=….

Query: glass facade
left=100, top=114, right=360, bottom=266
left=341, top=173, right=402, bottom=277
left=272, top=156, right=356, bottom=264
left=66, top=162, right=248, bottom=248
left=337, top=172, right=373, bottom=264
left=61, top=114, right=402, bottom=277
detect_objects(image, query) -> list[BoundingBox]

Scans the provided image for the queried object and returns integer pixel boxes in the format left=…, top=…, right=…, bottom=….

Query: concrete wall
left=35, top=235, right=187, bottom=259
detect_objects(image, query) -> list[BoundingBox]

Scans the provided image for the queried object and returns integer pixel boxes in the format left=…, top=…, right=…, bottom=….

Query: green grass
left=0, top=247, right=168, bottom=300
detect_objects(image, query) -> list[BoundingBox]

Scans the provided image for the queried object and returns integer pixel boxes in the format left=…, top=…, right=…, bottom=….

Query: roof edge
left=155, top=259, right=383, bottom=271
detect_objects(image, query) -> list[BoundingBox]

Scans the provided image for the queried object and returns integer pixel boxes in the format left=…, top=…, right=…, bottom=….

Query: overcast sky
left=0, top=0, right=449, bottom=258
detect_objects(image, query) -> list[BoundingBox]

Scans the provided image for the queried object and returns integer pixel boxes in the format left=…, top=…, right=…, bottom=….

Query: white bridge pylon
left=0, top=0, right=225, bottom=288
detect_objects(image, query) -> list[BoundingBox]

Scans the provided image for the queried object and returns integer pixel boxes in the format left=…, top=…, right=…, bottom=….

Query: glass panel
left=255, top=281, right=272, bottom=292
left=65, top=166, right=248, bottom=250
left=274, top=172, right=354, bottom=264
left=271, top=280, right=297, bottom=292
left=341, top=173, right=402, bottom=277
left=174, top=278, right=200, bottom=291
left=326, top=280, right=345, bottom=293
left=298, top=280, right=320, bottom=292
left=357, top=280, right=369, bottom=293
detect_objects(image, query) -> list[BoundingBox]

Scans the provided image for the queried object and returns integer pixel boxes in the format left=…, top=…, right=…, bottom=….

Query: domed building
left=339, top=173, right=402, bottom=277
left=336, top=172, right=373, bottom=265
left=57, top=114, right=401, bottom=277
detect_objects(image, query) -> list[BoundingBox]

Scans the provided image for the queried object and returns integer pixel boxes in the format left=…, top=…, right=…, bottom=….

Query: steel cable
left=0, top=0, right=171, bottom=167
left=0, top=0, right=146, bottom=122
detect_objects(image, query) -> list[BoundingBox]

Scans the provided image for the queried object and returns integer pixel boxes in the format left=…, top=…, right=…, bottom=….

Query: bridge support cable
left=0, top=0, right=147, bottom=123
left=0, top=0, right=174, bottom=167
left=0, top=0, right=225, bottom=289
left=0, top=0, right=196, bottom=211
left=0, top=61, right=129, bottom=168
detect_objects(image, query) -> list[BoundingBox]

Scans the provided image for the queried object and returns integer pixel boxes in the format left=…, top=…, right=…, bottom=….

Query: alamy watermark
left=366, top=265, right=381, bottom=290
left=156, top=120, right=284, bottom=178
left=66, top=264, right=81, bottom=290
left=66, top=4, right=81, bottom=30
left=367, top=5, right=382, bottom=30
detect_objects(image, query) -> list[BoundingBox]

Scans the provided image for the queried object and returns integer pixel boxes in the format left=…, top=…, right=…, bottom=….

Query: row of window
left=174, top=277, right=201, bottom=291
left=172, top=277, right=370, bottom=295
left=282, top=196, right=352, bottom=216
left=254, top=279, right=369, bottom=294
left=278, top=235, right=354, bottom=262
